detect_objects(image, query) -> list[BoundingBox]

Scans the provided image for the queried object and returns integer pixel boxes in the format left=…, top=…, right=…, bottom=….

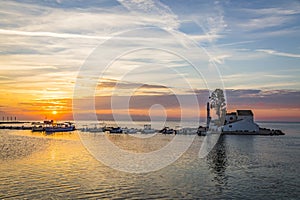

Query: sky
left=0, top=0, right=300, bottom=122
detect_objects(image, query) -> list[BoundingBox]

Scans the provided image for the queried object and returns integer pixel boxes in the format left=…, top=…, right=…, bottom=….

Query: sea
left=0, top=121, right=299, bottom=199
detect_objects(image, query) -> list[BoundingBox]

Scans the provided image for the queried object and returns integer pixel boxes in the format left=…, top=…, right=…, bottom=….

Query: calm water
left=0, top=122, right=299, bottom=199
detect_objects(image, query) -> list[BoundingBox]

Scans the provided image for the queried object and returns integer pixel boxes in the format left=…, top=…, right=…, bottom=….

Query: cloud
left=0, top=1, right=179, bottom=36
left=118, top=0, right=179, bottom=30
left=19, top=99, right=70, bottom=109
left=240, top=2, right=299, bottom=25
left=217, top=40, right=256, bottom=47
left=256, top=49, right=300, bottom=58
left=70, top=89, right=300, bottom=120
left=238, top=16, right=292, bottom=31
left=209, top=54, right=231, bottom=64
left=98, top=79, right=169, bottom=90
left=225, top=1, right=300, bottom=41
left=96, top=88, right=296, bottom=120
left=241, top=6, right=300, bottom=16
left=0, top=29, right=110, bottom=40
left=221, top=72, right=300, bottom=90
left=96, top=78, right=173, bottom=96
left=189, top=34, right=222, bottom=42
left=191, top=6, right=227, bottom=43
left=226, top=89, right=300, bottom=109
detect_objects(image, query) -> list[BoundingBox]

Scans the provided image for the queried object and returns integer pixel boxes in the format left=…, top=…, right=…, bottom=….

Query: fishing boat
left=142, top=124, right=156, bottom=134
left=104, top=126, right=123, bottom=133
left=45, top=122, right=75, bottom=133
left=32, top=122, right=45, bottom=132
left=81, top=123, right=105, bottom=133
left=175, top=126, right=198, bottom=135
left=122, top=127, right=139, bottom=134
left=31, top=120, right=53, bottom=132
left=159, top=127, right=175, bottom=134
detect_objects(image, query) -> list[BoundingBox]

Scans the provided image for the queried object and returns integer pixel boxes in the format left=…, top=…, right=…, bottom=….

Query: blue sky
left=0, top=0, right=300, bottom=120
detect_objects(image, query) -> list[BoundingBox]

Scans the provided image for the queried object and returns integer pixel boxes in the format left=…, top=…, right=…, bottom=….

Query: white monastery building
left=223, top=110, right=260, bottom=133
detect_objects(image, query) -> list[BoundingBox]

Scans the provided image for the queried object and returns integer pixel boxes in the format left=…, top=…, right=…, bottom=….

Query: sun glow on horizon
left=52, top=110, right=57, bottom=115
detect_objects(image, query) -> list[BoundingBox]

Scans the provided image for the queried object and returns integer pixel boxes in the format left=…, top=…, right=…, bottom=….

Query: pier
left=0, top=121, right=32, bottom=130
left=0, top=121, right=30, bottom=124
left=0, top=125, right=32, bottom=130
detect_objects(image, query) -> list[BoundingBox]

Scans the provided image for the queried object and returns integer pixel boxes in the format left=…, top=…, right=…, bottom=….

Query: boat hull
left=45, top=127, right=75, bottom=133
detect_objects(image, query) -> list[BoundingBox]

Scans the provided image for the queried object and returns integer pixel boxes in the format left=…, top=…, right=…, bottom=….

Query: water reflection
left=0, top=125, right=299, bottom=199
left=207, top=136, right=228, bottom=187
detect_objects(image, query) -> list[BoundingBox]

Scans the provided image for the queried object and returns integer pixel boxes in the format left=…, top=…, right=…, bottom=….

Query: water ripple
left=0, top=125, right=300, bottom=199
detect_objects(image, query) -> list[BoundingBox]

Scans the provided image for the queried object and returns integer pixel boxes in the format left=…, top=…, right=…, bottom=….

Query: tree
left=210, top=89, right=226, bottom=123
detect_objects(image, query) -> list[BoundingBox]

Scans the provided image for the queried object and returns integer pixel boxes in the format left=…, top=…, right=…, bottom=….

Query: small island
left=222, top=110, right=284, bottom=135
left=198, top=89, right=285, bottom=136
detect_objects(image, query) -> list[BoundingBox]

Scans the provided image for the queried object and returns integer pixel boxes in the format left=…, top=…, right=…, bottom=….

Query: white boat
left=82, top=123, right=105, bottom=133
left=32, top=122, right=45, bottom=132
left=31, top=120, right=54, bottom=132
left=45, top=122, right=75, bottom=133
left=175, top=126, right=198, bottom=135
left=122, top=127, right=140, bottom=134
left=104, top=126, right=123, bottom=133
left=142, top=124, right=156, bottom=134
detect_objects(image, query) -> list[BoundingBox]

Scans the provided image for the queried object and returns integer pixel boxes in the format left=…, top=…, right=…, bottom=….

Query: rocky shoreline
left=223, top=127, right=285, bottom=135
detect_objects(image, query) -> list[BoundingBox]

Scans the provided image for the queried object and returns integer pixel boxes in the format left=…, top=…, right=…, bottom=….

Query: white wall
left=223, top=118, right=259, bottom=132
left=237, top=115, right=253, bottom=121
left=225, top=114, right=237, bottom=124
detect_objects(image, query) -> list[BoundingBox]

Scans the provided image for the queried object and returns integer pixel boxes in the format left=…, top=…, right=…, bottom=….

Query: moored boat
left=122, top=127, right=139, bottom=134
left=159, top=127, right=175, bottom=134
left=45, top=122, right=75, bottom=133
left=31, top=120, right=53, bottom=132
left=81, top=123, right=105, bottom=133
left=104, top=126, right=123, bottom=133
left=142, top=124, right=156, bottom=134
